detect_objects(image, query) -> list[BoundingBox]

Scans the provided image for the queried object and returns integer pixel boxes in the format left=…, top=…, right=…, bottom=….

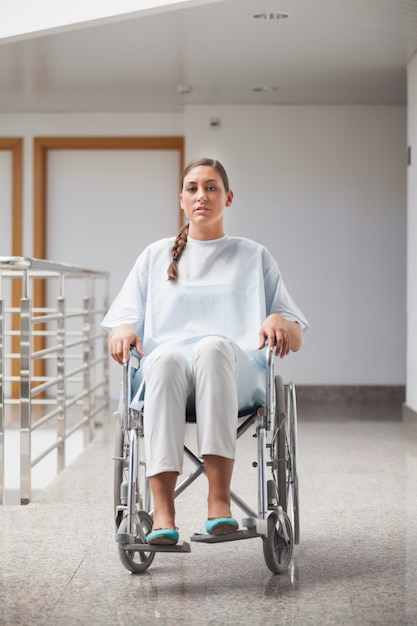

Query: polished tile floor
left=1, top=400, right=417, bottom=626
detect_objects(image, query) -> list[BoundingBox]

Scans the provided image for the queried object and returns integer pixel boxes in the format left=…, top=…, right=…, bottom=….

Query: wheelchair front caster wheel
left=263, top=510, right=294, bottom=574
left=118, top=512, right=155, bottom=573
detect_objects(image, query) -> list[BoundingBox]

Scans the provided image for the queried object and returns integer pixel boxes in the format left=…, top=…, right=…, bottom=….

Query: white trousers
left=141, top=336, right=264, bottom=477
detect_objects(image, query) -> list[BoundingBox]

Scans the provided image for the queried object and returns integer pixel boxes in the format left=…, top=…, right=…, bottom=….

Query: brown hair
left=167, top=158, right=230, bottom=281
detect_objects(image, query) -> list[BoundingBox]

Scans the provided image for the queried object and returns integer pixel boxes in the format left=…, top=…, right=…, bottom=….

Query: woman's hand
left=108, top=323, right=144, bottom=365
left=258, top=314, right=303, bottom=358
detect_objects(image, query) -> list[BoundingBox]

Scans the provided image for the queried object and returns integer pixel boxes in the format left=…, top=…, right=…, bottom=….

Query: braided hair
left=167, top=158, right=230, bottom=281
left=167, top=223, right=189, bottom=281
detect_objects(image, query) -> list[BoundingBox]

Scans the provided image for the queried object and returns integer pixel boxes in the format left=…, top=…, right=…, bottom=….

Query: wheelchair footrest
left=119, top=540, right=191, bottom=553
left=190, top=528, right=260, bottom=544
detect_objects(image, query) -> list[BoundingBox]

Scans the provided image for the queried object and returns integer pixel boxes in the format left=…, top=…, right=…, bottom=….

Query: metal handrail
left=0, top=256, right=106, bottom=274
left=0, top=256, right=110, bottom=504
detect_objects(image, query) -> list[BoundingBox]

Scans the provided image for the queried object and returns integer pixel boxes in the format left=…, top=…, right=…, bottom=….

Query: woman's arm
left=258, top=313, right=304, bottom=359
left=108, top=323, right=144, bottom=365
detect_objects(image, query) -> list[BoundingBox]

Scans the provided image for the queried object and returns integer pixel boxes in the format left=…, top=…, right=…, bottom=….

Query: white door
left=46, top=148, right=181, bottom=397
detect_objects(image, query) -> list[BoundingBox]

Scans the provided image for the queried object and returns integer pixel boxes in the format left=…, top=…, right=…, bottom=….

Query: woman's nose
left=197, top=187, right=207, bottom=201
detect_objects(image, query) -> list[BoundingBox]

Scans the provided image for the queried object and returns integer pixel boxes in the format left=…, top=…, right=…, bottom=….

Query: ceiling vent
left=252, top=12, right=290, bottom=20
left=252, top=86, right=278, bottom=93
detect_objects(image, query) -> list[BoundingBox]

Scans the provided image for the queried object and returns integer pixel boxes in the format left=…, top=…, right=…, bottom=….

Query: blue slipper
left=205, top=518, right=239, bottom=536
left=146, top=528, right=179, bottom=545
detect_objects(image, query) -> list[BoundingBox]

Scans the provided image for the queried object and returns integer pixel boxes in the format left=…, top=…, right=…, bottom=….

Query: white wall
left=0, top=105, right=407, bottom=389
left=0, top=112, right=183, bottom=256
left=185, top=105, right=407, bottom=386
left=0, top=112, right=183, bottom=397
left=407, top=54, right=417, bottom=412
left=47, top=148, right=180, bottom=396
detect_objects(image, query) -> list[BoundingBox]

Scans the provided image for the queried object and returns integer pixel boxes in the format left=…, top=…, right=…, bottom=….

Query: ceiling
left=0, top=0, right=416, bottom=113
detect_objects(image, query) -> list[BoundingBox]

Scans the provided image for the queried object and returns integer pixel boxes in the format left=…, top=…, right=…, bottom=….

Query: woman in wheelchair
left=102, top=157, right=309, bottom=546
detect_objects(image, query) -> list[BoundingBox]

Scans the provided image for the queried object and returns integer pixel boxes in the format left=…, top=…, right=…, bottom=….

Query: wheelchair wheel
left=286, top=382, right=300, bottom=545
left=275, top=375, right=287, bottom=513
left=113, top=416, right=125, bottom=530
left=274, top=376, right=300, bottom=545
left=263, top=509, right=294, bottom=574
left=118, top=512, right=155, bottom=573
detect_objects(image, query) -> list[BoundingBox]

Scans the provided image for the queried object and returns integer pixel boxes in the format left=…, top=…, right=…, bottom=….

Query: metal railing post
left=87, top=277, right=96, bottom=425
left=0, top=297, right=4, bottom=505
left=20, top=272, right=32, bottom=505
left=102, top=289, right=110, bottom=422
left=83, top=292, right=93, bottom=445
left=56, top=291, right=66, bottom=473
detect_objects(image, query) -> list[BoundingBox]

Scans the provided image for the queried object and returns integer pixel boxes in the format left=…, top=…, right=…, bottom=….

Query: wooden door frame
left=0, top=138, right=23, bottom=257
left=0, top=138, right=23, bottom=397
left=32, top=136, right=185, bottom=378
left=33, top=136, right=184, bottom=262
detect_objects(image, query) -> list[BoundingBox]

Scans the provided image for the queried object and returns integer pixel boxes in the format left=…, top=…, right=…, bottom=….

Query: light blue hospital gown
left=101, top=235, right=309, bottom=408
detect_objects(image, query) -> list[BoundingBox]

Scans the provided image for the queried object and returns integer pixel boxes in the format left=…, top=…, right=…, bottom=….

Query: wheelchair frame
left=113, top=348, right=299, bottom=574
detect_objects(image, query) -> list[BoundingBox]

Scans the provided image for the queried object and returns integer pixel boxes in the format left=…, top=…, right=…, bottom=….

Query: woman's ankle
left=152, top=515, right=176, bottom=530
left=149, top=471, right=177, bottom=529
left=207, top=494, right=232, bottom=520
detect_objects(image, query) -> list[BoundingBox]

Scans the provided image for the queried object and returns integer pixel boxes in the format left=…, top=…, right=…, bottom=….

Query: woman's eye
left=185, top=185, right=216, bottom=193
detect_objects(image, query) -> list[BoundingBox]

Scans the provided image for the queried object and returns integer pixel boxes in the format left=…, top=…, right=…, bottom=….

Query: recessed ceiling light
left=252, top=86, right=279, bottom=93
left=252, top=12, right=290, bottom=20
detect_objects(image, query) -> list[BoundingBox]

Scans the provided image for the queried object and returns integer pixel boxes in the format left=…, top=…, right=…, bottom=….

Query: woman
left=102, top=157, right=309, bottom=545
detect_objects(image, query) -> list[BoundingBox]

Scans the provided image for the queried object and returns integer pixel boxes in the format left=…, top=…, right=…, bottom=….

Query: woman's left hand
left=258, top=314, right=303, bottom=358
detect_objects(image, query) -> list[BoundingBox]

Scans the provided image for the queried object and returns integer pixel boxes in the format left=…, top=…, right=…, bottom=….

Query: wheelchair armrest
left=267, top=347, right=275, bottom=369
left=120, top=348, right=142, bottom=421
left=128, top=347, right=142, bottom=371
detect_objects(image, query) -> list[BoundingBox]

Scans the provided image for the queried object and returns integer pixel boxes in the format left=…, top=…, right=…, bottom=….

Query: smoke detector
left=177, top=84, right=192, bottom=95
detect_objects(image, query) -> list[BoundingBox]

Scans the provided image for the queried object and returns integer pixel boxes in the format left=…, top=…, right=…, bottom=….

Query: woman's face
left=180, top=165, right=233, bottom=240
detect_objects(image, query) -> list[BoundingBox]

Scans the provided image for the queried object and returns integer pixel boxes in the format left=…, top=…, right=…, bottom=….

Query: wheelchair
left=113, top=347, right=299, bottom=574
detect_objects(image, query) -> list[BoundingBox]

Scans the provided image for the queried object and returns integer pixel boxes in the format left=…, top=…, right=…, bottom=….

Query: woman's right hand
left=108, top=323, right=144, bottom=365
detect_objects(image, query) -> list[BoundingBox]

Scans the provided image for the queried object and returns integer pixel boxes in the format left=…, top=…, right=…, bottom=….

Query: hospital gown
left=102, top=235, right=309, bottom=407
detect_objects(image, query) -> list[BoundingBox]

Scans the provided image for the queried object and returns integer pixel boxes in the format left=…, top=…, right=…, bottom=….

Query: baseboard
left=402, top=403, right=417, bottom=422
left=296, top=385, right=405, bottom=406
